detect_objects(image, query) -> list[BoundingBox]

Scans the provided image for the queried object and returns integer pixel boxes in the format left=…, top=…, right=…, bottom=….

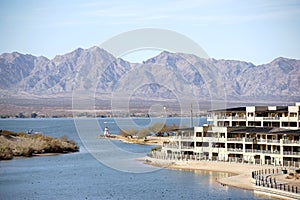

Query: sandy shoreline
left=98, top=134, right=169, bottom=146
left=142, top=157, right=300, bottom=191
left=105, top=135, right=300, bottom=193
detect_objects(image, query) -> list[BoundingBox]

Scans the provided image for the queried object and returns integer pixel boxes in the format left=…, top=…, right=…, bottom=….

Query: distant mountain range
left=0, top=46, right=299, bottom=115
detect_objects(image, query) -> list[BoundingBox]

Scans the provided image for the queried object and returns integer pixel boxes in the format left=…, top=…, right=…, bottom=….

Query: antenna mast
left=190, top=103, right=193, bottom=127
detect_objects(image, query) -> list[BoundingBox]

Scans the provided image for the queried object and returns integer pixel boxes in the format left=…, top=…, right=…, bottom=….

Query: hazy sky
left=1, top=0, right=299, bottom=64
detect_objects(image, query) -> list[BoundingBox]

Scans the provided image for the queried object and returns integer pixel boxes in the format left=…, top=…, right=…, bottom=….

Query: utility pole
left=190, top=103, right=193, bottom=127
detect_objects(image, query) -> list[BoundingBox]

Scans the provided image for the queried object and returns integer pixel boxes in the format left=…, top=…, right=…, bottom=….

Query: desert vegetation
left=119, top=123, right=181, bottom=138
left=0, top=130, right=79, bottom=160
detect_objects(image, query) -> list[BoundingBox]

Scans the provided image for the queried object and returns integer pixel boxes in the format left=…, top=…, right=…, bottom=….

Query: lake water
left=0, top=118, right=269, bottom=199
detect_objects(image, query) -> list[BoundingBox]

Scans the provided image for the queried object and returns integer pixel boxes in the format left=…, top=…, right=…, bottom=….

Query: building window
left=248, top=121, right=261, bottom=126
left=290, top=112, right=297, bottom=117
left=196, top=132, right=202, bottom=137
left=282, top=122, right=289, bottom=127
left=232, top=121, right=246, bottom=127
left=248, top=112, right=254, bottom=117
left=196, top=142, right=202, bottom=147
left=282, top=122, right=297, bottom=127
left=290, top=122, right=297, bottom=127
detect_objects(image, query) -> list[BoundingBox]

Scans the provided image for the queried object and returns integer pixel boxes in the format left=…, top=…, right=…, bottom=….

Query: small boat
left=26, top=129, right=33, bottom=134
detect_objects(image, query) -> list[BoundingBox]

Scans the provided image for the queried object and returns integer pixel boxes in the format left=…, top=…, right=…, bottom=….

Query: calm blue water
left=0, top=118, right=269, bottom=200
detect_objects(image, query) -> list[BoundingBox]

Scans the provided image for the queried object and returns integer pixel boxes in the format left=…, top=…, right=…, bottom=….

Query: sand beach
left=143, top=157, right=300, bottom=191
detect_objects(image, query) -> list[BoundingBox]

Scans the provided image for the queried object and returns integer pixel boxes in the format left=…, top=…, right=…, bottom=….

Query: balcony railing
left=181, top=145, right=195, bottom=149
left=245, top=138, right=254, bottom=142
left=244, top=149, right=280, bottom=154
left=227, top=138, right=243, bottom=142
left=232, top=116, right=247, bottom=120
left=256, top=139, right=266, bottom=143
left=163, top=143, right=178, bottom=148
left=283, top=140, right=300, bottom=144
left=266, top=139, right=280, bottom=144
left=283, top=151, right=300, bottom=156
left=263, top=117, right=280, bottom=120
left=227, top=148, right=243, bottom=152
left=171, top=136, right=194, bottom=140
left=163, top=144, right=195, bottom=150
left=216, top=116, right=231, bottom=120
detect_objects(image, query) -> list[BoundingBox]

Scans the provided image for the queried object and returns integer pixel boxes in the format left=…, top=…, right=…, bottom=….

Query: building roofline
left=170, top=127, right=194, bottom=132
left=208, top=107, right=246, bottom=112
left=227, top=126, right=300, bottom=135
left=208, top=105, right=290, bottom=113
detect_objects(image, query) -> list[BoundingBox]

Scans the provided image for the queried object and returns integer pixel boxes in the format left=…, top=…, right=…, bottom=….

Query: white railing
left=181, top=145, right=195, bottom=149
left=216, top=116, right=231, bottom=120
left=256, top=139, right=266, bottom=143
left=172, top=136, right=194, bottom=140
left=266, top=139, right=280, bottom=144
left=283, top=140, right=300, bottom=144
left=245, top=138, right=254, bottom=142
left=232, top=116, right=246, bottom=120
left=163, top=144, right=179, bottom=149
left=181, top=136, right=194, bottom=140
left=256, top=139, right=280, bottom=144
left=282, top=161, right=300, bottom=167
left=263, top=117, right=280, bottom=120
left=283, top=151, right=300, bottom=156
left=149, top=151, right=300, bottom=168
left=227, top=138, right=243, bottom=142
left=244, top=149, right=280, bottom=154
left=227, top=148, right=243, bottom=152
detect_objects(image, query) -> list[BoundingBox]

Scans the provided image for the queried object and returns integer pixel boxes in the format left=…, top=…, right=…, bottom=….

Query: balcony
left=227, top=148, right=243, bottom=152
left=171, top=136, right=194, bottom=140
left=254, top=139, right=280, bottom=144
left=266, top=139, right=280, bottom=144
left=163, top=144, right=179, bottom=149
left=253, top=117, right=264, bottom=121
left=181, top=145, right=195, bottom=150
left=163, top=144, right=194, bottom=150
left=283, top=151, right=300, bottom=156
left=283, top=140, right=300, bottom=144
left=216, top=116, right=232, bottom=120
left=232, top=116, right=246, bottom=120
left=245, top=138, right=254, bottom=142
left=244, top=149, right=280, bottom=154
left=289, top=116, right=299, bottom=121
left=263, top=117, right=280, bottom=120
left=227, top=138, right=243, bottom=142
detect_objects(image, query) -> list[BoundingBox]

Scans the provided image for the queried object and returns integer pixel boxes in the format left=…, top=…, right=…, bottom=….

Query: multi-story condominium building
left=208, top=102, right=300, bottom=129
left=159, top=102, right=300, bottom=167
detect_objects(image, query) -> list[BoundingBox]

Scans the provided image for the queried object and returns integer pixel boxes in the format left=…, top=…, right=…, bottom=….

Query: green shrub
left=120, top=129, right=138, bottom=137
left=151, top=146, right=162, bottom=152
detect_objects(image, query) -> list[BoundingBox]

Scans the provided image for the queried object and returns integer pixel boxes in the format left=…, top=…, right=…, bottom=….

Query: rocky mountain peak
left=0, top=47, right=299, bottom=104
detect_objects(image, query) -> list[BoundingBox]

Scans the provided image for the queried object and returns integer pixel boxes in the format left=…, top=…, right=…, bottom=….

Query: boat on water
left=26, top=129, right=41, bottom=134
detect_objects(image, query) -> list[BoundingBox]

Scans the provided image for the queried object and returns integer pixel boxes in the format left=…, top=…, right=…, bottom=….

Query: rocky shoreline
left=0, top=130, right=79, bottom=160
